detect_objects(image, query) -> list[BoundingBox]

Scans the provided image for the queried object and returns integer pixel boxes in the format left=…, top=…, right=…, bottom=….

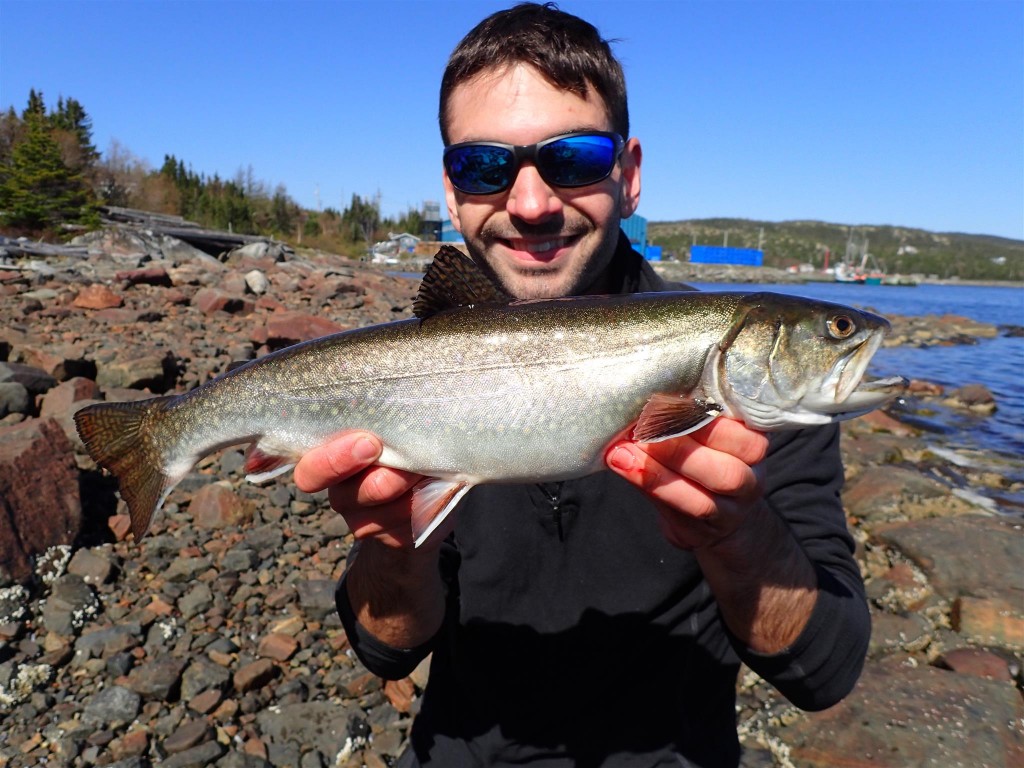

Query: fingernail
left=352, top=436, right=379, bottom=462
left=608, top=446, right=635, bottom=471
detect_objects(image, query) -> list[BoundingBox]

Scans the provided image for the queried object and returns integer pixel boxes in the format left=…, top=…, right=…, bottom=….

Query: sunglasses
left=443, top=131, right=625, bottom=195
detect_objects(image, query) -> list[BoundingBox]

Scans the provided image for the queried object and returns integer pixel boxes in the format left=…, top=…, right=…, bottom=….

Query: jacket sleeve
left=335, top=536, right=460, bottom=681
left=730, top=423, right=871, bottom=711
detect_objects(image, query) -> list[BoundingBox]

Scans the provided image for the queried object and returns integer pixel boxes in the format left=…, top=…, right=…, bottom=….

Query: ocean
left=688, top=281, right=1024, bottom=459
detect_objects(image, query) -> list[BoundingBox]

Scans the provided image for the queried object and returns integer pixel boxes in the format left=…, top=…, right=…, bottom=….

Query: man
left=295, top=4, right=869, bottom=766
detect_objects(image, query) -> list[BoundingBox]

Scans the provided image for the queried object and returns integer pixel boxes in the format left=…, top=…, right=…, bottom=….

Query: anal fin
left=411, top=478, right=473, bottom=547
left=632, top=393, right=723, bottom=443
left=244, top=444, right=297, bottom=484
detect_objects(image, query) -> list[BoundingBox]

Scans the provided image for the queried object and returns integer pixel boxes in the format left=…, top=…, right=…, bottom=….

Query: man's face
left=442, top=64, right=641, bottom=299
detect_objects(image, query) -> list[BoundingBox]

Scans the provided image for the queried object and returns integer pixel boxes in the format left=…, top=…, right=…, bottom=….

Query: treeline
left=650, top=219, right=1024, bottom=282
left=0, top=91, right=422, bottom=257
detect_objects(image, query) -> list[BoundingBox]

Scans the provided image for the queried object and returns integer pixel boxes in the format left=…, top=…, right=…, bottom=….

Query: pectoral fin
left=411, top=478, right=473, bottom=547
left=632, top=393, right=723, bottom=443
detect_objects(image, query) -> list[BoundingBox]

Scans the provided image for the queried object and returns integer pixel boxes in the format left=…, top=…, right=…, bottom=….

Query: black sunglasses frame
left=443, top=131, right=626, bottom=195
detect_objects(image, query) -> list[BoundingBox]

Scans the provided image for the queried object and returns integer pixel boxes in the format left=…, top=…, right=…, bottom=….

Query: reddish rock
left=0, top=418, right=82, bottom=584
left=73, top=284, right=124, bottom=310
left=383, top=677, right=417, bottom=714
left=782, top=656, right=1024, bottom=767
left=115, top=266, right=172, bottom=287
left=108, top=729, right=150, bottom=761
left=907, top=378, right=944, bottom=396
left=233, top=658, right=278, bottom=693
left=193, top=288, right=255, bottom=316
left=108, top=514, right=132, bottom=541
left=188, top=688, right=223, bottom=715
left=19, top=346, right=96, bottom=382
left=257, top=632, right=299, bottom=662
left=162, top=718, right=213, bottom=754
left=40, top=377, right=101, bottom=419
left=952, top=596, right=1024, bottom=650
left=853, top=408, right=916, bottom=436
left=938, top=647, right=1016, bottom=682
left=190, top=482, right=253, bottom=530
left=251, top=311, right=345, bottom=347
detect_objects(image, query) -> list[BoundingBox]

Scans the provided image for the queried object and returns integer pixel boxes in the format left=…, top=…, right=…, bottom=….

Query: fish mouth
left=806, top=332, right=908, bottom=415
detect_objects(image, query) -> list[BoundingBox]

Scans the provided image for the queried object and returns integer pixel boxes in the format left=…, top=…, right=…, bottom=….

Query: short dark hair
left=439, top=2, right=628, bottom=145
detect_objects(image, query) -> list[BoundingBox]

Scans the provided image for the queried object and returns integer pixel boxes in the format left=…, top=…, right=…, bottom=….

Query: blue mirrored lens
left=445, top=145, right=515, bottom=194
left=444, top=133, right=620, bottom=194
left=537, top=134, right=617, bottom=187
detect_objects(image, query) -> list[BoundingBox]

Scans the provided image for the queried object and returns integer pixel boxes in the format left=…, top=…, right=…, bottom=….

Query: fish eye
left=827, top=314, right=857, bottom=339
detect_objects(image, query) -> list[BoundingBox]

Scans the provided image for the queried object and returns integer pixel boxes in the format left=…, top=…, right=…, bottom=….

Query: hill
left=648, top=219, right=1024, bottom=282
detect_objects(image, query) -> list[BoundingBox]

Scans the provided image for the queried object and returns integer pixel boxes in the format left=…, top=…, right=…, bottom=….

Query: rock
left=257, top=632, right=299, bottom=662
left=295, top=579, right=337, bottom=621
left=41, top=574, right=99, bottom=636
left=244, top=270, right=270, bottom=295
left=159, top=740, right=226, bottom=768
left=178, top=582, right=214, bottom=620
left=937, top=647, right=1017, bottom=682
left=181, top=658, right=231, bottom=700
left=952, top=596, right=1024, bottom=650
left=779, top=655, right=1024, bottom=767
left=162, top=718, right=213, bottom=754
left=190, top=481, right=254, bottom=530
left=0, top=382, right=30, bottom=417
left=383, top=677, right=417, bottom=714
left=0, top=419, right=82, bottom=584
left=234, top=658, right=278, bottom=693
left=82, top=685, right=141, bottom=727
left=40, top=377, right=101, bottom=419
left=251, top=311, right=345, bottom=347
left=875, top=515, right=1024, bottom=608
left=192, top=288, right=255, bottom=316
left=842, top=466, right=960, bottom=523
left=867, top=611, right=932, bottom=657
left=124, top=655, right=188, bottom=701
left=67, top=548, right=116, bottom=585
left=255, top=701, right=353, bottom=758
left=115, top=266, right=173, bottom=287
left=944, top=383, right=998, bottom=414
left=0, top=361, right=58, bottom=398
left=95, top=352, right=177, bottom=392
left=73, top=284, right=124, bottom=310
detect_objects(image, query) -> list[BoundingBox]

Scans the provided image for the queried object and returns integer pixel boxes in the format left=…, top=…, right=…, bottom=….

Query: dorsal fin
left=414, top=245, right=513, bottom=318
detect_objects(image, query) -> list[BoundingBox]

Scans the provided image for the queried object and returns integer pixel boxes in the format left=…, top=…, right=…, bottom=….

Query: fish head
left=716, top=293, right=907, bottom=429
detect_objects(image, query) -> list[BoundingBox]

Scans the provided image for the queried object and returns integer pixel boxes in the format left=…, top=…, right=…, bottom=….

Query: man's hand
left=605, top=417, right=770, bottom=550
left=293, top=432, right=447, bottom=648
left=606, top=418, right=818, bottom=653
left=293, top=432, right=433, bottom=549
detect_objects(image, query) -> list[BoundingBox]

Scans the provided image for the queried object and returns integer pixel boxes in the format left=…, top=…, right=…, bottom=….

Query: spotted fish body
left=75, top=247, right=906, bottom=545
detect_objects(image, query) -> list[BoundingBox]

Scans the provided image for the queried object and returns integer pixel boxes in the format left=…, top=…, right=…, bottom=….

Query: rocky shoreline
left=1, top=227, right=1021, bottom=767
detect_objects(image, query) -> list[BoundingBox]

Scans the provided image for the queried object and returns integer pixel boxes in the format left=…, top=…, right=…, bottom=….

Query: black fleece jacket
left=336, top=233, right=870, bottom=767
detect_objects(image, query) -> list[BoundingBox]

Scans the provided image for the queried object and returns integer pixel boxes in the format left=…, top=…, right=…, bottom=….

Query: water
left=689, top=281, right=1024, bottom=458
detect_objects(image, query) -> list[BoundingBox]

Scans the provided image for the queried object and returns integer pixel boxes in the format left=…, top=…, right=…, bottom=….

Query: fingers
left=605, top=418, right=769, bottom=549
left=293, top=431, right=427, bottom=549
left=608, top=419, right=767, bottom=501
left=293, top=431, right=383, bottom=493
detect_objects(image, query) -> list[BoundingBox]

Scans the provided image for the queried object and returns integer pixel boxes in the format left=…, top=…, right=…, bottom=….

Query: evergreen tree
left=0, top=106, right=95, bottom=230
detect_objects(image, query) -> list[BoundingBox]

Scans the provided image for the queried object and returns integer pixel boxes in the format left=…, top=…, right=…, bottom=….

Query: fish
left=74, top=246, right=907, bottom=546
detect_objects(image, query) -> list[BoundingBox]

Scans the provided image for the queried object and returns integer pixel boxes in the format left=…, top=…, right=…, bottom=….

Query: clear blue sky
left=2, top=0, right=1021, bottom=239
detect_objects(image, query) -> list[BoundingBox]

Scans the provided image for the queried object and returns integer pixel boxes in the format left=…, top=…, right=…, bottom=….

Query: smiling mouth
left=501, top=235, right=576, bottom=257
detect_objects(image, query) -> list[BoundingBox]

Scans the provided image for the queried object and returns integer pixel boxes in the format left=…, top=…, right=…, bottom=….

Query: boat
left=834, top=229, right=885, bottom=285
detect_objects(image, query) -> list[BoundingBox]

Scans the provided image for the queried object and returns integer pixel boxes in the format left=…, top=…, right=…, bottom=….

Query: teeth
left=509, top=238, right=567, bottom=254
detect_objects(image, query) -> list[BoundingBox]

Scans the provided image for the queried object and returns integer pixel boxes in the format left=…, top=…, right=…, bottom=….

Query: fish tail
left=74, top=397, right=178, bottom=541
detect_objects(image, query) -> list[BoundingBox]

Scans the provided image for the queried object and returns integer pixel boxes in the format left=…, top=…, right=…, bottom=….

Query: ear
left=442, top=167, right=463, bottom=233
left=618, top=138, right=642, bottom=219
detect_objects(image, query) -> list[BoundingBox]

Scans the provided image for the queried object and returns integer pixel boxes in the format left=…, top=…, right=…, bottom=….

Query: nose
left=505, top=161, right=562, bottom=223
